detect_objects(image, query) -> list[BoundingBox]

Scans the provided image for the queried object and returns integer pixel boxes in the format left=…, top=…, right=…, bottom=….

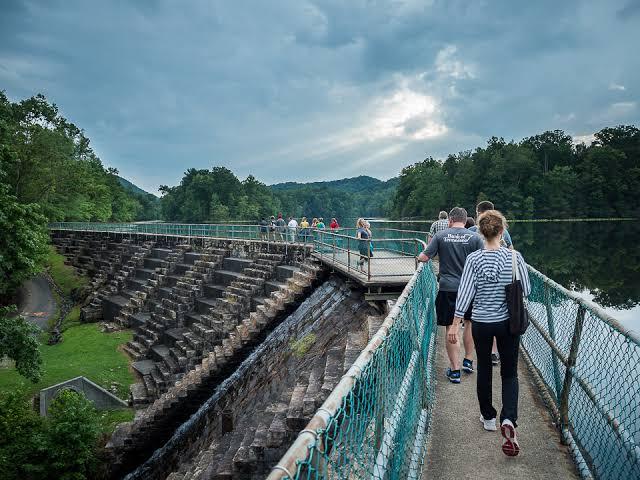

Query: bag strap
left=511, top=249, right=519, bottom=282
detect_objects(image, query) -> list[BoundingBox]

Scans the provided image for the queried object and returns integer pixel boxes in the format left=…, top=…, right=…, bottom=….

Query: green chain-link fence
left=270, top=262, right=639, bottom=480
left=522, top=265, right=640, bottom=480
left=268, top=262, right=438, bottom=480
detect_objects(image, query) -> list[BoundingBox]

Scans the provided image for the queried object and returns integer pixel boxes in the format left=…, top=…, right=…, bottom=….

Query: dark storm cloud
left=1, top=0, right=638, bottom=193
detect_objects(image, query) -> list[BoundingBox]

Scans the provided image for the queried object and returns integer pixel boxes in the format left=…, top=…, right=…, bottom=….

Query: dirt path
left=18, top=275, right=57, bottom=330
left=423, top=332, right=579, bottom=480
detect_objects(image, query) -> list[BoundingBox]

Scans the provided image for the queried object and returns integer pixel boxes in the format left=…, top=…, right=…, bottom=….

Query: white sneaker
left=501, top=419, right=520, bottom=456
left=480, top=415, right=497, bottom=431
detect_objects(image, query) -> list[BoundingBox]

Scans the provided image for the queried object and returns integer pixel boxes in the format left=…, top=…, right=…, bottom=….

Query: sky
left=1, top=0, right=639, bottom=194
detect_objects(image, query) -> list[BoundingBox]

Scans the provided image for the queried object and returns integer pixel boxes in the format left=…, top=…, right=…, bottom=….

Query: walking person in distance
left=417, top=207, right=483, bottom=383
left=451, top=210, right=531, bottom=456
left=355, top=218, right=370, bottom=272
left=428, top=210, right=449, bottom=243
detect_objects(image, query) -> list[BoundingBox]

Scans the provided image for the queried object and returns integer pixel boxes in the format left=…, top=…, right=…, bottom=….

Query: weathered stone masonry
left=51, top=230, right=383, bottom=480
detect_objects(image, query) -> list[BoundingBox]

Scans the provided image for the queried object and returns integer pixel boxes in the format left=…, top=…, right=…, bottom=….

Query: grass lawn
left=46, top=244, right=88, bottom=296
left=0, top=323, right=135, bottom=401
left=98, top=408, right=135, bottom=435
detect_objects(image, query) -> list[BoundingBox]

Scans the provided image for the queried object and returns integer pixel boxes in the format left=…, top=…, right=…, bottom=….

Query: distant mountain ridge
left=270, top=175, right=398, bottom=193
left=117, top=176, right=158, bottom=198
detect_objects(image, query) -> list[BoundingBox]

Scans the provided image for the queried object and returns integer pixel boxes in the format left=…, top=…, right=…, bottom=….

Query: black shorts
left=435, top=290, right=473, bottom=326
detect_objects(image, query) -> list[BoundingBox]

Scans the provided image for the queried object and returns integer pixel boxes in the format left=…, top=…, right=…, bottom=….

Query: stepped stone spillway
left=50, top=230, right=385, bottom=479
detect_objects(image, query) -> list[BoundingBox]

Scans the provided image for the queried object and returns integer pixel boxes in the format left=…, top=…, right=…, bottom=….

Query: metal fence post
left=332, top=233, right=336, bottom=264
left=544, top=283, right=564, bottom=401
left=347, top=236, right=351, bottom=273
left=367, top=242, right=371, bottom=280
left=559, top=305, right=586, bottom=440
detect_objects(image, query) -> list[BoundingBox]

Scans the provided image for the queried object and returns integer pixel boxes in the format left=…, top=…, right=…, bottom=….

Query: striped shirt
left=429, top=219, right=449, bottom=237
left=455, top=247, right=531, bottom=323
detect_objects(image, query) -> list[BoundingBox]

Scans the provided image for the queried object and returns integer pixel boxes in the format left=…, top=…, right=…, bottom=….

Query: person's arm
left=503, top=229, right=513, bottom=249
left=427, top=222, right=436, bottom=242
left=450, top=259, right=477, bottom=343
left=418, top=234, right=438, bottom=262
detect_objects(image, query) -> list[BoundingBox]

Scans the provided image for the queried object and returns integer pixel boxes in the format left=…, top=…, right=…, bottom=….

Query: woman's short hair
left=356, top=218, right=365, bottom=228
left=438, top=210, right=448, bottom=220
left=478, top=210, right=507, bottom=240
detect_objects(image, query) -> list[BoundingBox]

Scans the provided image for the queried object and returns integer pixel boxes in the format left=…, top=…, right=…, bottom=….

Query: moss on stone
left=290, top=333, right=317, bottom=358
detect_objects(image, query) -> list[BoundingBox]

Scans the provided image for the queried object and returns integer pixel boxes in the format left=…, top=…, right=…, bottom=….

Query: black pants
left=472, top=320, right=520, bottom=426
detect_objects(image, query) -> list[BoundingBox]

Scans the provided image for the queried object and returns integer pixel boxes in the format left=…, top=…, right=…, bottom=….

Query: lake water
left=367, top=219, right=640, bottom=334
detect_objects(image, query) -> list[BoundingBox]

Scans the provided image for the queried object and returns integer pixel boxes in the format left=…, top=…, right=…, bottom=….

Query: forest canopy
left=0, top=92, right=159, bottom=223
left=159, top=169, right=397, bottom=223
left=391, top=125, right=640, bottom=219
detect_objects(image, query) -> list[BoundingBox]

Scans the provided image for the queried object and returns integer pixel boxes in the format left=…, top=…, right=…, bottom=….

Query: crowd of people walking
left=258, top=213, right=341, bottom=242
left=258, top=202, right=530, bottom=458
left=419, top=200, right=530, bottom=458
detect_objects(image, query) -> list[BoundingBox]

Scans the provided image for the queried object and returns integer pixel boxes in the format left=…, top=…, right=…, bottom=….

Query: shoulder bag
left=505, top=250, right=529, bottom=335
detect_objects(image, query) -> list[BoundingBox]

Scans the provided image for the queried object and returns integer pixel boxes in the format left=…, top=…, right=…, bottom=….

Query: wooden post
left=559, top=305, right=586, bottom=440
left=544, top=284, right=564, bottom=401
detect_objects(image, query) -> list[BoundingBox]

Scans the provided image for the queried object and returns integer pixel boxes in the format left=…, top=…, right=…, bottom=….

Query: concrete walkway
left=423, top=331, right=579, bottom=480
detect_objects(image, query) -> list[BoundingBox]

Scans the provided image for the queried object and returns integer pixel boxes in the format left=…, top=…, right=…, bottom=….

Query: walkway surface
left=18, top=275, right=56, bottom=330
left=423, top=332, right=579, bottom=480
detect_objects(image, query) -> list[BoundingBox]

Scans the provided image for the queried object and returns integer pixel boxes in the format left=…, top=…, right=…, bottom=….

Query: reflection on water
left=368, top=219, right=640, bottom=332
left=509, top=221, right=640, bottom=334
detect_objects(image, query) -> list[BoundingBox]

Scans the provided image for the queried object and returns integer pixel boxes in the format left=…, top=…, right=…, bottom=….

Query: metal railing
left=48, top=222, right=426, bottom=244
left=271, top=263, right=640, bottom=480
left=313, top=230, right=426, bottom=282
left=268, top=262, right=439, bottom=479
left=48, top=222, right=317, bottom=244
left=48, top=223, right=426, bottom=281
left=521, top=265, right=640, bottom=480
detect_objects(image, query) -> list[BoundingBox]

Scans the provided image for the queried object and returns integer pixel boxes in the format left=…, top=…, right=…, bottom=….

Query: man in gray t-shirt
left=418, top=207, right=483, bottom=383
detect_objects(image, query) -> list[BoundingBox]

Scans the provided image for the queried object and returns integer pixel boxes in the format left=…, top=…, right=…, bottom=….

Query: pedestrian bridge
left=48, top=223, right=640, bottom=479
left=269, top=262, right=640, bottom=480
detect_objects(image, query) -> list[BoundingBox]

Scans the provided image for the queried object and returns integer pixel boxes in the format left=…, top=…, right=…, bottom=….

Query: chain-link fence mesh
left=268, top=263, right=438, bottom=480
left=523, top=266, right=640, bottom=480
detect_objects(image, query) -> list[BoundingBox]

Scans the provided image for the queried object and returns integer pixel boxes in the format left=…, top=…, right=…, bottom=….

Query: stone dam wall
left=51, top=230, right=384, bottom=479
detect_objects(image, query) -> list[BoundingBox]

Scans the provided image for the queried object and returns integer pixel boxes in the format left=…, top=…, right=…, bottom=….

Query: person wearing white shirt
left=287, top=217, right=298, bottom=242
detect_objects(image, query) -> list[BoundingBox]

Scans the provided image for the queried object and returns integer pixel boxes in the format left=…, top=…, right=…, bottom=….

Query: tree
left=0, top=308, right=43, bottom=382
left=0, top=180, right=49, bottom=301
left=0, top=389, right=100, bottom=480
left=0, top=91, right=146, bottom=224
left=0, top=390, right=49, bottom=479
left=46, top=390, right=100, bottom=480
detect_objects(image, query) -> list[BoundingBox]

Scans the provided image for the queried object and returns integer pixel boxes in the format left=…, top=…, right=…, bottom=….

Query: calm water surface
left=368, top=219, right=640, bottom=334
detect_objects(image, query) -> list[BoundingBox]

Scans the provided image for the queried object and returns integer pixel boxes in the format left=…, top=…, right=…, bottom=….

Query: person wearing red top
left=329, top=218, right=339, bottom=230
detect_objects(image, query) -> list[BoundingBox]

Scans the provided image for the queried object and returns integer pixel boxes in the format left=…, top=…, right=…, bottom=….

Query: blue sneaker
left=446, top=368, right=461, bottom=383
left=462, top=358, right=474, bottom=374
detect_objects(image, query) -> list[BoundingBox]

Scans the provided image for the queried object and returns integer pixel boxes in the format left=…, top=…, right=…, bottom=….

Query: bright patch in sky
left=368, top=88, right=447, bottom=141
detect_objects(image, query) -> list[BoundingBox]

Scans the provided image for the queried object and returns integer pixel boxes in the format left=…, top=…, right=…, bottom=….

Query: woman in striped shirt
left=450, top=210, right=531, bottom=457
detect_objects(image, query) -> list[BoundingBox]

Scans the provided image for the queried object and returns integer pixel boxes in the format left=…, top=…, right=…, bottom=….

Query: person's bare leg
left=492, top=337, right=498, bottom=354
left=463, top=320, right=474, bottom=359
left=445, top=325, right=460, bottom=370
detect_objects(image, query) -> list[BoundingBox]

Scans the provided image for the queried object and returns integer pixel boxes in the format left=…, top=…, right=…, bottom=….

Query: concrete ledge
left=40, top=376, right=128, bottom=416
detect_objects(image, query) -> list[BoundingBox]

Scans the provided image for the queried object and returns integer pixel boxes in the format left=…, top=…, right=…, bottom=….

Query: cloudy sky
left=1, top=0, right=639, bottom=193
